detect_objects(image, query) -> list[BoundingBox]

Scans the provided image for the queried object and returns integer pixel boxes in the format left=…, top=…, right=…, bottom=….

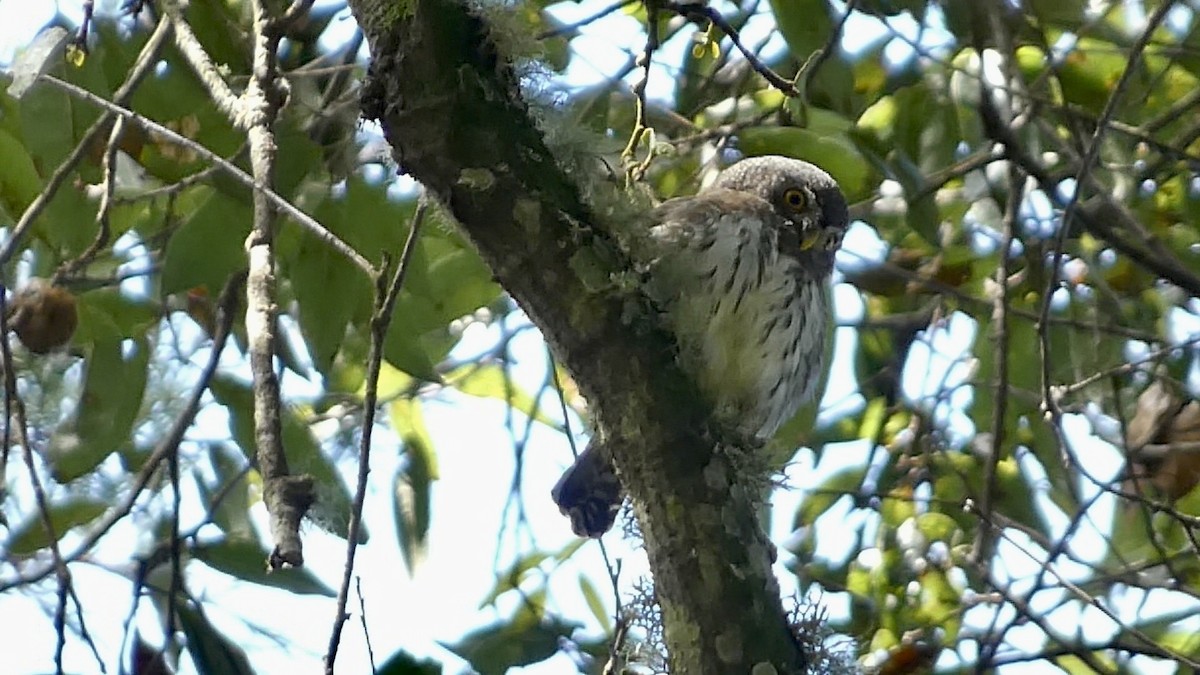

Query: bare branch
left=35, top=75, right=377, bottom=279
left=325, top=199, right=427, bottom=672
left=242, top=0, right=314, bottom=569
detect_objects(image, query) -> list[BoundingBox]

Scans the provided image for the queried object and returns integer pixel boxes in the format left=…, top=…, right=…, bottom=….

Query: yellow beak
left=799, top=229, right=822, bottom=251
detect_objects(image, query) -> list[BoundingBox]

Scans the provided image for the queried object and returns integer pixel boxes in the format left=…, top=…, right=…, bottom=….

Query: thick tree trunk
left=346, top=1, right=808, bottom=671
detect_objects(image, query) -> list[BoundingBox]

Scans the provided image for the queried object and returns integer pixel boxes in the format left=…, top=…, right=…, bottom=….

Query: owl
left=553, top=156, right=849, bottom=537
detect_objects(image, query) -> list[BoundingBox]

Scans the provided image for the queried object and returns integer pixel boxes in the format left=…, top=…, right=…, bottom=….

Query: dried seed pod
left=7, top=279, right=78, bottom=354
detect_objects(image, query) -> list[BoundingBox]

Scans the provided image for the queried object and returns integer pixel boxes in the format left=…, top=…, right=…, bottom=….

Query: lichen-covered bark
left=345, top=0, right=807, bottom=671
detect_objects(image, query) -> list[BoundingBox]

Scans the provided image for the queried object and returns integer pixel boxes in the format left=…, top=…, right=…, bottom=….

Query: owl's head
left=714, top=155, right=849, bottom=264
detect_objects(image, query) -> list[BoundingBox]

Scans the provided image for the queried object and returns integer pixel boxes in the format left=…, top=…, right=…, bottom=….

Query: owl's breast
left=648, top=212, right=830, bottom=439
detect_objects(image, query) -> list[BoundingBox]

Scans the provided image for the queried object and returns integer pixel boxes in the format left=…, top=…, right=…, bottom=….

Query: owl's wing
left=641, top=189, right=776, bottom=309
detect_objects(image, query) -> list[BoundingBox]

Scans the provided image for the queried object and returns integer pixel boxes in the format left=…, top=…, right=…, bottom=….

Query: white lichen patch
left=703, top=458, right=729, bottom=489
left=715, top=630, right=743, bottom=664
left=458, top=167, right=496, bottom=191
left=513, top=197, right=540, bottom=230
left=750, top=662, right=779, bottom=675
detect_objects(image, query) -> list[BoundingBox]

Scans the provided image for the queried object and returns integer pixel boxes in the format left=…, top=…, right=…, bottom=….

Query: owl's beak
left=798, top=228, right=822, bottom=251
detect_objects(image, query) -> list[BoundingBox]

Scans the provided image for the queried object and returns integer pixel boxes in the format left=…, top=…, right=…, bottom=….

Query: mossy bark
left=345, top=0, right=808, bottom=671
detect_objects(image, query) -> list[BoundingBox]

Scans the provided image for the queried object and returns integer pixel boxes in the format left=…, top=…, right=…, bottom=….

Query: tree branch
left=242, top=0, right=314, bottom=569
left=325, top=200, right=427, bottom=672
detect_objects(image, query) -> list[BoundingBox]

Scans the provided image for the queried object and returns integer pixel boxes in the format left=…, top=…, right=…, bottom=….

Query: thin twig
left=621, top=4, right=660, bottom=183
left=973, top=163, right=1020, bottom=563
left=55, top=116, right=125, bottom=282
left=167, top=284, right=185, bottom=659
left=972, top=5, right=1024, bottom=568
left=1037, top=0, right=1178, bottom=420
left=0, top=287, right=73, bottom=674
left=665, top=1, right=798, bottom=96
left=801, top=0, right=860, bottom=92
left=112, top=163, right=226, bottom=205
left=1052, top=335, right=1200, bottom=401
left=838, top=247, right=1158, bottom=342
left=0, top=15, right=172, bottom=268
left=538, top=0, right=638, bottom=39
left=975, top=504, right=1200, bottom=668
left=325, top=200, right=427, bottom=674
left=159, top=0, right=241, bottom=120
left=271, top=0, right=317, bottom=33
left=0, top=271, right=243, bottom=594
left=36, top=75, right=377, bottom=279
left=976, top=11, right=1184, bottom=658
left=355, top=576, right=376, bottom=672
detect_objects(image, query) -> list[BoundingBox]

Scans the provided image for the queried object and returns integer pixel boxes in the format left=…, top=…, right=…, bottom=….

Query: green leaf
left=287, top=208, right=372, bottom=375
left=0, top=128, right=42, bottom=216
left=768, top=0, right=833, bottom=62
left=579, top=575, right=612, bottom=633
left=675, top=23, right=722, bottom=115
left=318, top=178, right=410, bottom=257
left=183, top=0, right=251, bottom=75
left=879, top=489, right=917, bottom=528
left=6, top=26, right=71, bottom=99
left=302, top=193, right=502, bottom=383
left=446, top=363, right=561, bottom=430
left=197, top=444, right=253, bottom=539
left=176, top=603, right=255, bottom=675
left=37, top=182, right=98, bottom=256
left=48, top=337, right=150, bottom=482
left=1056, top=653, right=1116, bottom=675
left=914, top=512, right=960, bottom=543
left=915, top=568, right=960, bottom=637
left=1025, top=0, right=1087, bottom=27
left=193, top=538, right=336, bottom=596
left=552, top=537, right=585, bottom=563
left=441, top=609, right=580, bottom=675
left=209, top=376, right=366, bottom=542
left=384, top=292, right=444, bottom=382
left=892, top=154, right=940, bottom=246
left=480, top=551, right=551, bottom=607
left=1159, top=626, right=1200, bottom=657
left=794, top=465, right=866, bottom=527
left=377, top=233, right=500, bottom=382
left=394, top=436, right=434, bottom=575
left=856, top=396, right=888, bottom=441
left=273, top=120, right=324, bottom=198
left=160, top=187, right=251, bottom=295
left=73, top=287, right=159, bottom=344
left=6, top=498, right=108, bottom=556
left=18, top=65, right=76, bottom=172
left=377, top=650, right=441, bottom=675
left=422, top=243, right=503, bottom=325
left=390, top=398, right=440, bottom=479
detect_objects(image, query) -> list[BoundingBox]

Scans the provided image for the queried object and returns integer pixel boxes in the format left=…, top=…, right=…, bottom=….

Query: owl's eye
left=782, top=188, right=807, bottom=210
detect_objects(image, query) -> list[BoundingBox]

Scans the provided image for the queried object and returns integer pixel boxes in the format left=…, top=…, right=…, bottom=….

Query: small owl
left=553, top=155, right=850, bottom=537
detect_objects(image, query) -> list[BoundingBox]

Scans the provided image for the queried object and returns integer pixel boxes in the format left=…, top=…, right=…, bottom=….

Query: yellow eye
left=782, top=188, right=807, bottom=210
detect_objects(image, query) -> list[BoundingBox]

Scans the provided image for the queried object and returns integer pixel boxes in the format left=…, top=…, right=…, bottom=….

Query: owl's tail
left=551, top=441, right=624, bottom=538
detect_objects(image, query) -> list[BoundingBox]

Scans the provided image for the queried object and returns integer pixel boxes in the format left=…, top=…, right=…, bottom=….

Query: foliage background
left=1, top=0, right=1200, bottom=673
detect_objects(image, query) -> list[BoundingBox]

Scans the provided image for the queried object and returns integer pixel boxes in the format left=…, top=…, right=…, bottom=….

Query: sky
left=2, top=1, right=1198, bottom=674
